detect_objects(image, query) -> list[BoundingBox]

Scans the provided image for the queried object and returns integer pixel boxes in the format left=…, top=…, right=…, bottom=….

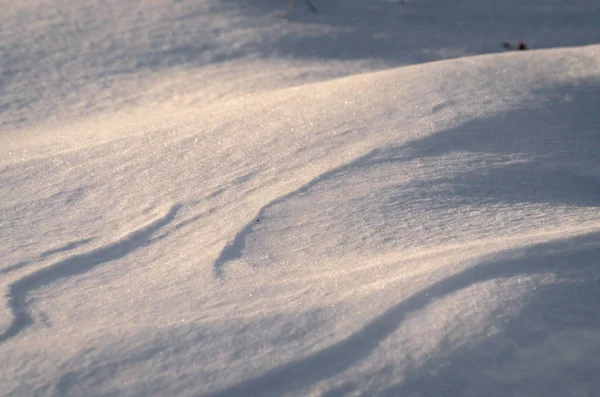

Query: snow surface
left=1, top=0, right=600, bottom=396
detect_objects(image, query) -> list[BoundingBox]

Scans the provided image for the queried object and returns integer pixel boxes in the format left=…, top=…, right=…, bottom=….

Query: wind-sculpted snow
left=0, top=238, right=93, bottom=276
left=203, top=77, right=600, bottom=394
left=212, top=150, right=381, bottom=278
left=0, top=205, right=180, bottom=343
left=204, top=230, right=600, bottom=397
left=2, top=0, right=599, bottom=130
left=215, top=79, right=600, bottom=277
left=1, top=0, right=600, bottom=395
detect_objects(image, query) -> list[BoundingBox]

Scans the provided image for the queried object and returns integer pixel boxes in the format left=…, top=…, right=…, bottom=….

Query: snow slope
left=3, top=0, right=600, bottom=130
left=1, top=1, right=600, bottom=396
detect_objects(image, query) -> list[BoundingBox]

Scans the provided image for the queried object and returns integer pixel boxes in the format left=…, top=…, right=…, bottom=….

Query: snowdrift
left=1, top=42, right=599, bottom=396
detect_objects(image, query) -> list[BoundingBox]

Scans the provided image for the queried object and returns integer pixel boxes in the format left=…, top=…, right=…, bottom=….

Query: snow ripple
left=0, top=204, right=181, bottom=343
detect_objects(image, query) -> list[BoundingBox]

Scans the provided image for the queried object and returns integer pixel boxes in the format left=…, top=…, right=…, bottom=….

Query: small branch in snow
left=284, top=0, right=318, bottom=18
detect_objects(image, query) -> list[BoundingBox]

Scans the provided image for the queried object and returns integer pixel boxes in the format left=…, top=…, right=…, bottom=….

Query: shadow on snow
left=205, top=230, right=600, bottom=397
left=0, top=205, right=181, bottom=344
left=214, top=80, right=600, bottom=276
left=223, top=0, right=600, bottom=64
left=204, top=80, right=600, bottom=395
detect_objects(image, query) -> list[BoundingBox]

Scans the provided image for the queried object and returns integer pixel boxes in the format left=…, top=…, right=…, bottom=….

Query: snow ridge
left=205, top=230, right=600, bottom=397
left=213, top=149, right=382, bottom=278
left=0, top=205, right=181, bottom=343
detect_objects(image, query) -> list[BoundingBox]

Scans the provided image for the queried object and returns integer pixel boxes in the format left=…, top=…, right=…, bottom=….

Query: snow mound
left=1, top=32, right=599, bottom=397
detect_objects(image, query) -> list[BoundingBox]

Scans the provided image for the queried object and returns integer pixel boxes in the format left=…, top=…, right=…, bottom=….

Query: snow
left=1, top=0, right=599, bottom=396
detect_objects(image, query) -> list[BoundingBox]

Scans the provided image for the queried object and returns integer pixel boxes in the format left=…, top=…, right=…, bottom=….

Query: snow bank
left=2, top=43, right=599, bottom=396
left=1, top=0, right=599, bottom=395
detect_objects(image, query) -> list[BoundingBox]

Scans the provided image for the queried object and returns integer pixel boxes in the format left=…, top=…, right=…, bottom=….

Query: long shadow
left=203, top=230, right=600, bottom=397
left=0, top=238, right=93, bottom=277
left=399, top=82, right=600, bottom=161
left=372, top=81, right=600, bottom=208
left=225, top=0, right=600, bottom=64
left=380, top=241, right=600, bottom=396
left=214, top=80, right=600, bottom=277
left=212, top=150, right=381, bottom=277
left=0, top=204, right=181, bottom=344
left=204, top=79, right=600, bottom=396
left=4, top=0, right=598, bottom=131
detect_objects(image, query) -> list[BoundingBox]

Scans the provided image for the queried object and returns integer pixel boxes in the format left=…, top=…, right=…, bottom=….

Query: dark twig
left=284, top=0, right=318, bottom=17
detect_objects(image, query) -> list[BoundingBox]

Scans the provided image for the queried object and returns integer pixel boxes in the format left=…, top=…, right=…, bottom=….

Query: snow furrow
left=0, top=238, right=93, bottom=277
left=205, top=229, right=600, bottom=397
left=212, top=150, right=382, bottom=278
left=0, top=204, right=181, bottom=344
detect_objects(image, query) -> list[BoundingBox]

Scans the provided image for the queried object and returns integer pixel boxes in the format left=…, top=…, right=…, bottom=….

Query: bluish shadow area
left=212, top=151, right=381, bottom=278
left=204, top=231, right=600, bottom=397
left=214, top=80, right=600, bottom=276
left=0, top=238, right=93, bottom=277
left=3, top=0, right=599, bottom=130
left=371, top=80, right=600, bottom=208
left=205, top=79, right=600, bottom=394
left=402, top=83, right=600, bottom=161
left=227, top=0, right=600, bottom=64
left=0, top=205, right=181, bottom=344
left=33, top=223, right=600, bottom=397
left=377, top=233, right=600, bottom=397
